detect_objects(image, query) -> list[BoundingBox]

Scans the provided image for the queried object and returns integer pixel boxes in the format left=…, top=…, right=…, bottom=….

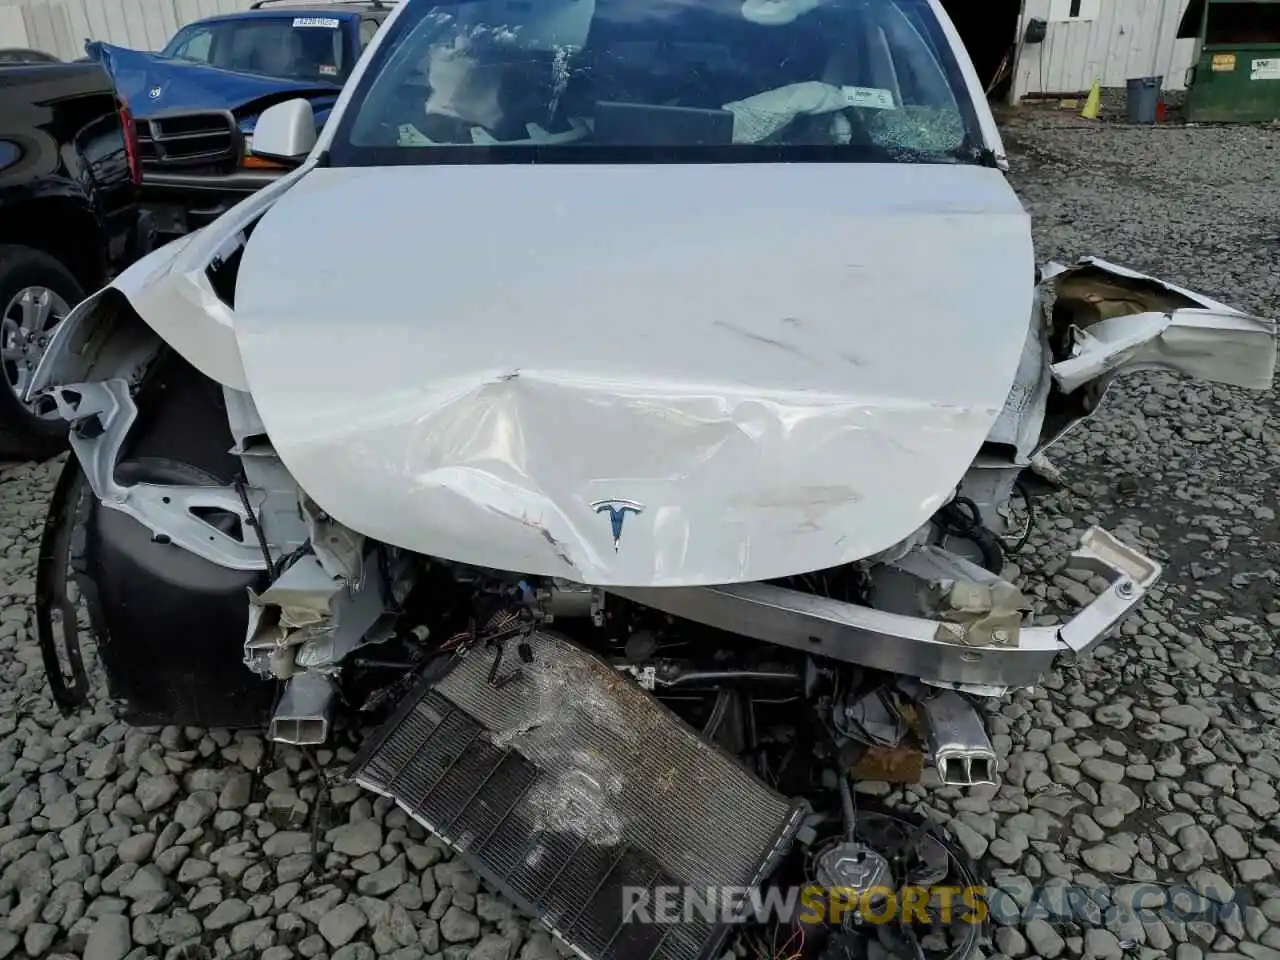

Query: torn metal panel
left=230, top=162, right=1035, bottom=587
left=1042, top=257, right=1275, bottom=393
left=1054, top=257, right=1249, bottom=313
left=244, top=549, right=404, bottom=677
left=1051, top=308, right=1277, bottom=394
left=25, top=288, right=162, bottom=403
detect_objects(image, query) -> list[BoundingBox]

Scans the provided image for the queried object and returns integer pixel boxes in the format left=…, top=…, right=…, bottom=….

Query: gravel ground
left=1, top=113, right=1279, bottom=960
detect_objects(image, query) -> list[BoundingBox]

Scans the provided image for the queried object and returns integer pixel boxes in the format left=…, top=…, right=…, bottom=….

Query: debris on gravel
left=1, top=112, right=1278, bottom=960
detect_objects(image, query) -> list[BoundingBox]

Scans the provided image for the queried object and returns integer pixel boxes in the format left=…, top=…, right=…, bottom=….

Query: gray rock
left=435, top=861, right=480, bottom=895
left=995, top=927, right=1027, bottom=958
left=203, top=898, right=252, bottom=931
left=318, top=903, right=368, bottom=948
left=83, top=914, right=132, bottom=960
left=84, top=746, right=121, bottom=781
left=277, top=853, right=313, bottom=883
left=1160, top=705, right=1209, bottom=736
left=239, top=735, right=265, bottom=771
left=440, top=906, right=481, bottom=943
left=263, top=831, right=313, bottom=858
left=1189, top=870, right=1235, bottom=903
left=1081, top=758, right=1127, bottom=783
left=158, top=913, right=201, bottom=947
left=176, top=858, right=212, bottom=883
left=406, top=844, right=444, bottom=871
left=1214, top=825, right=1249, bottom=860
left=134, top=776, right=179, bottom=813
left=298, top=933, right=328, bottom=957
left=358, top=858, right=409, bottom=897
left=116, top=833, right=156, bottom=865
left=186, top=885, right=222, bottom=911
left=1094, top=705, right=1132, bottom=729
left=1025, top=918, right=1064, bottom=958
left=329, top=820, right=383, bottom=858
left=1082, top=843, right=1132, bottom=874
left=1072, top=814, right=1106, bottom=842
left=1100, top=782, right=1142, bottom=816
left=219, top=773, right=253, bottom=811
left=8, top=891, right=44, bottom=932
left=1084, top=928, right=1123, bottom=960
left=23, top=921, right=57, bottom=956
left=476, top=894, right=515, bottom=924
left=948, top=819, right=988, bottom=860
left=519, top=932, right=556, bottom=960
left=230, top=917, right=274, bottom=952
left=42, top=794, right=79, bottom=831
left=1239, top=859, right=1273, bottom=882
left=173, top=792, right=217, bottom=830
left=468, top=934, right=513, bottom=960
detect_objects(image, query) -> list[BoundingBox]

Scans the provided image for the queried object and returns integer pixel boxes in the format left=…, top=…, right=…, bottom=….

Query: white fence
left=0, top=0, right=255, bottom=60
left=1011, top=0, right=1198, bottom=98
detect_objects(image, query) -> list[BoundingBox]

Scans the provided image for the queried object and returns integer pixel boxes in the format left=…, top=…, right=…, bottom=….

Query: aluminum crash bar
left=612, top=527, right=1160, bottom=689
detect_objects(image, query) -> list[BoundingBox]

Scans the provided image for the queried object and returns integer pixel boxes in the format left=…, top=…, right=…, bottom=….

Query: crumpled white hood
left=232, top=162, right=1034, bottom=586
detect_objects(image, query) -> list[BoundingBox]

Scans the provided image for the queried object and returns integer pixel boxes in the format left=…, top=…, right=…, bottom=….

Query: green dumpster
left=1181, top=0, right=1280, bottom=122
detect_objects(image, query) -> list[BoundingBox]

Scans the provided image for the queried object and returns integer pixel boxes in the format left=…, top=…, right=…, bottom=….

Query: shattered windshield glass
left=330, top=0, right=984, bottom=164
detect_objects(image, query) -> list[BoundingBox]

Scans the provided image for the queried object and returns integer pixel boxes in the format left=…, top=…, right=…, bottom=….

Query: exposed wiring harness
left=1001, top=479, right=1035, bottom=554
left=234, top=474, right=275, bottom=577
left=934, top=496, right=1004, bottom=574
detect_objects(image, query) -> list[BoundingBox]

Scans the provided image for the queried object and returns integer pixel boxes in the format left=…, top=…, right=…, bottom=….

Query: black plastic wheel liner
left=350, top=631, right=807, bottom=960
left=82, top=457, right=276, bottom=728
left=56, top=351, right=275, bottom=728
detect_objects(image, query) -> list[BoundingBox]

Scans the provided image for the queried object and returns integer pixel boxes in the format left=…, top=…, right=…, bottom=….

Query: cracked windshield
left=338, top=0, right=977, bottom=159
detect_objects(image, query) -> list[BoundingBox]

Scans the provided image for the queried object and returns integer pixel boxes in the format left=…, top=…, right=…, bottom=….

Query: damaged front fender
left=1044, top=257, right=1276, bottom=393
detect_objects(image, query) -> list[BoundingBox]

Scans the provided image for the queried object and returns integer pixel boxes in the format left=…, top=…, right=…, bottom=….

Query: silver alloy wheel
left=1, top=284, right=71, bottom=419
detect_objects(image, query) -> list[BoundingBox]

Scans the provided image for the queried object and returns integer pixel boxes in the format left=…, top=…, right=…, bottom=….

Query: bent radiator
left=350, top=631, right=805, bottom=960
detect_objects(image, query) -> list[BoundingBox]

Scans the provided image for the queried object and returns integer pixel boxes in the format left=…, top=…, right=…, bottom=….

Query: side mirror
left=250, top=98, right=316, bottom=166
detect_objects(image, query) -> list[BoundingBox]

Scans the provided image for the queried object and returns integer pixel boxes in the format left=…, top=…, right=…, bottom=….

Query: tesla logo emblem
left=591, top=499, right=644, bottom=551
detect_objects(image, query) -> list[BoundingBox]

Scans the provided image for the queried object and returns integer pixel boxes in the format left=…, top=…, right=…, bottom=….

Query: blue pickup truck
left=88, top=0, right=391, bottom=238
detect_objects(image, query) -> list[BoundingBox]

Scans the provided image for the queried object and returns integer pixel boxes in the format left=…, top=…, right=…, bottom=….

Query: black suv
left=1, top=61, right=154, bottom=460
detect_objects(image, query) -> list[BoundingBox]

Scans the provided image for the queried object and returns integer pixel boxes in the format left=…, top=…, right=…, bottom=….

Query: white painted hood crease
left=232, top=162, right=1036, bottom=586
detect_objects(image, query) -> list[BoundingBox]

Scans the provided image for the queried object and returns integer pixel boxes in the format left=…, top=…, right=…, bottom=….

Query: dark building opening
left=940, top=0, right=1024, bottom=102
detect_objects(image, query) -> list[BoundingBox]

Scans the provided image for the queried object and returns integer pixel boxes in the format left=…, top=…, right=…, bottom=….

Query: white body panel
left=230, top=162, right=1035, bottom=586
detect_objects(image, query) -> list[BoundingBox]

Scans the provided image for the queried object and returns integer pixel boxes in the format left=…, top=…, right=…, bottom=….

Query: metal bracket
left=53, top=378, right=268, bottom=571
left=1055, top=526, right=1161, bottom=655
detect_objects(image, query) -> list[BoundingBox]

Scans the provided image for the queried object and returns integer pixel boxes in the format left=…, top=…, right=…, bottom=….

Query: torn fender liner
left=351, top=631, right=805, bottom=960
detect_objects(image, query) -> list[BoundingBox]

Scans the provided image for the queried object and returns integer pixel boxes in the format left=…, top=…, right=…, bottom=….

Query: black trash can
left=1126, top=76, right=1163, bottom=124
